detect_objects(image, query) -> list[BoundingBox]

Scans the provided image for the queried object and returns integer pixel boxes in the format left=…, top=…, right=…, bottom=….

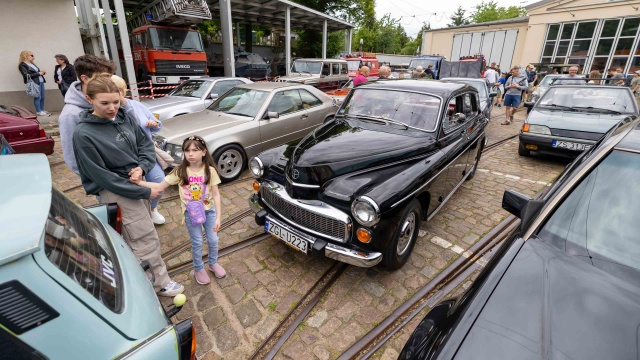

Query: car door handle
left=301, top=114, right=308, bottom=119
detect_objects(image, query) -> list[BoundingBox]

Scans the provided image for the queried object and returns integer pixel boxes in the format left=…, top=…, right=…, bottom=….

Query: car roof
left=356, top=79, right=472, bottom=97
left=0, top=154, right=51, bottom=266
left=236, top=82, right=306, bottom=90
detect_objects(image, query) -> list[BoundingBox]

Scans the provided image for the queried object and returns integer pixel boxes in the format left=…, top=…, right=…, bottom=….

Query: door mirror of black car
left=266, top=111, right=279, bottom=119
left=502, top=189, right=544, bottom=227
left=489, top=92, right=497, bottom=98
left=454, top=113, right=466, bottom=123
left=208, top=93, right=218, bottom=100
left=524, top=101, right=534, bottom=109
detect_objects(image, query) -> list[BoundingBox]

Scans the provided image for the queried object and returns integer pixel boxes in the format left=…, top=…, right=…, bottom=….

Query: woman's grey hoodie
left=504, top=75, right=528, bottom=95
left=73, top=108, right=155, bottom=199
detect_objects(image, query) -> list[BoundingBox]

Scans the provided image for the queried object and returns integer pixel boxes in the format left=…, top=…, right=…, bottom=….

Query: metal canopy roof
left=119, top=0, right=355, bottom=32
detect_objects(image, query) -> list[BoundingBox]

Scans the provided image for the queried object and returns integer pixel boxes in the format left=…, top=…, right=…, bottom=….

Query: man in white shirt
left=484, top=66, right=498, bottom=90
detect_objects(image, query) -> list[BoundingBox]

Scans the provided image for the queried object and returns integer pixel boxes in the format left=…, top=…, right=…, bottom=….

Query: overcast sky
left=375, top=0, right=538, bottom=37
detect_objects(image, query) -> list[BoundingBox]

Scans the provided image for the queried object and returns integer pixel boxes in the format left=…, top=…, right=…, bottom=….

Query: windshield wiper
left=379, top=116, right=408, bottom=129
left=570, top=106, right=623, bottom=115
left=542, top=103, right=577, bottom=111
left=345, top=114, right=386, bottom=124
left=225, top=112, right=251, bottom=117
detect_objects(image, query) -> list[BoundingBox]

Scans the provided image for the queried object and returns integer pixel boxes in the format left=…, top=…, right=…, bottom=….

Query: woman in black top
left=18, top=50, right=49, bottom=116
left=54, top=54, right=77, bottom=97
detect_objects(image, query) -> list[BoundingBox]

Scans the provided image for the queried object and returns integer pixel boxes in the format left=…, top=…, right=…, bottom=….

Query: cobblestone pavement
left=44, top=104, right=570, bottom=359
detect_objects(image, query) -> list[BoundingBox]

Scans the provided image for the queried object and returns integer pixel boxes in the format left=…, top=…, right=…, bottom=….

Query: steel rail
left=249, top=262, right=348, bottom=360
left=338, top=214, right=519, bottom=360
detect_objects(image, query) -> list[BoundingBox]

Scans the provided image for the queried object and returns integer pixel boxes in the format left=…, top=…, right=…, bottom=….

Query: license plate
left=552, top=140, right=591, bottom=151
left=265, top=219, right=309, bottom=254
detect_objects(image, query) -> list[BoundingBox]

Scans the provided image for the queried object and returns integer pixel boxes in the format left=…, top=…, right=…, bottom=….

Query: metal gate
left=451, top=29, right=519, bottom=68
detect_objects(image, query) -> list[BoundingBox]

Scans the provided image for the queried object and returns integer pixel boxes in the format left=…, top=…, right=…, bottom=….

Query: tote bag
left=26, top=77, right=40, bottom=98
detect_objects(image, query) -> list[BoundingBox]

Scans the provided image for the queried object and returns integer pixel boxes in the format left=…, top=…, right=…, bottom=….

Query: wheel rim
left=397, top=212, right=416, bottom=256
left=217, top=149, right=243, bottom=179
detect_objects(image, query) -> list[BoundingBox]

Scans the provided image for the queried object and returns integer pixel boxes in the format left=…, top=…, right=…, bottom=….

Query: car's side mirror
left=320, top=75, right=326, bottom=78
left=524, top=101, right=534, bottom=108
left=454, top=112, right=466, bottom=123
left=208, top=93, right=218, bottom=100
left=489, top=92, right=497, bottom=98
left=502, top=190, right=544, bottom=227
left=265, top=111, right=279, bottom=119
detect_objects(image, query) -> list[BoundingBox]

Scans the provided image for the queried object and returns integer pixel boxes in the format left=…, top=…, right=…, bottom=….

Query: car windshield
left=538, top=87, right=634, bottom=113
left=347, top=60, right=361, bottom=71
left=538, top=150, right=640, bottom=284
left=291, top=61, right=322, bottom=74
left=342, top=80, right=353, bottom=89
left=409, top=59, right=439, bottom=70
left=539, top=75, right=561, bottom=87
left=169, top=80, right=209, bottom=98
left=209, top=88, right=269, bottom=117
left=0, top=105, right=19, bottom=117
left=45, top=189, right=121, bottom=312
left=148, top=27, right=204, bottom=51
left=338, top=89, right=441, bottom=131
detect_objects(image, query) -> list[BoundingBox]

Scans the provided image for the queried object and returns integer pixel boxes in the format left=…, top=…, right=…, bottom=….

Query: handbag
left=155, top=144, right=174, bottom=170
left=26, top=77, right=40, bottom=98
left=185, top=181, right=207, bottom=226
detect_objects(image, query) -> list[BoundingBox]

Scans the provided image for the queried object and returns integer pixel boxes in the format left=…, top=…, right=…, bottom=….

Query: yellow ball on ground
left=173, top=293, right=187, bottom=307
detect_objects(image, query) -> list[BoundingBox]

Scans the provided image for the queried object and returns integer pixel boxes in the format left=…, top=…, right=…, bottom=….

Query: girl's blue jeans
left=34, top=82, right=45, bottom=112
left=184, top=208, right=219, bottom=271
left=145, top=162, right=165, bottom=209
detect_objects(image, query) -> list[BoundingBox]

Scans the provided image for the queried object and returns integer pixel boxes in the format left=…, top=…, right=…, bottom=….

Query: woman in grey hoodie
left=72, top=76, right=184, bottom=298
left=501, top=66, right=528, bottom=125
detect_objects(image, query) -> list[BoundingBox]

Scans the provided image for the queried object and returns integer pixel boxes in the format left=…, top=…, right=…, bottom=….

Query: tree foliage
left=353, top=14, right=411, bottom=54
left=468, top=1, right=527, bottom=24
left=448, top=6, right=470, bottom=27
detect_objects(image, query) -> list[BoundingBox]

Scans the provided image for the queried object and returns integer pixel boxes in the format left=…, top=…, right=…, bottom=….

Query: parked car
left=0, top=154, right=194, bottom=359
left=324, top=78, right=353, bottom=97
left=441, top=77, right=497, bottom=119
left=143, top=77, right=253, bottom=121
left=400, top=118, right=640, bottom=360
left=154, top=82, right=338, bottom=182
left=276, top=58, right=349, bottom=91
left=248, top=80, right=488, bottom=269
left=519, top=84, right=638, bottom=157
left=0, top=105, right=54, bottom=155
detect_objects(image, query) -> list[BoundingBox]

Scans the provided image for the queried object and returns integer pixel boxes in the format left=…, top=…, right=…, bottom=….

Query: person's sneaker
left=209, top=263, right=226, bottom=278
left=43, top=110, right=52, bottom=116
left=150, top=208, right=166, bottom=225
left=497, top=104, right=502, bottom=108
left=36, top=111, right=48, bottom=116
left=500, top=120, right=511, bottom=125
left=193, top=269, right=210, bottom=285
left=157, top=280, right=184, bottom=297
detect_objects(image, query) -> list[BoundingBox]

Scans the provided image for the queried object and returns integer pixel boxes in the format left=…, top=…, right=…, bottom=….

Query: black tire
left=518, top=141, right=531, bottom=157
left=382, top=199, right=421, bottom=270
left=466, top=137, right=484, bottom=181
left=213, top=144, right=245, bottom=182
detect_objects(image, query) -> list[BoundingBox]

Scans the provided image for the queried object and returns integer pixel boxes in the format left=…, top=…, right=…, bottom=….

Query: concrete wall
left=0, top=0, right=84, bottom=112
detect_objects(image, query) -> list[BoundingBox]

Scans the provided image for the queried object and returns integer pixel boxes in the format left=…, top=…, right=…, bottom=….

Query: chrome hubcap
left=397, top=212, right=416, bottom=256
left=217, top=149, right=243, bottom=179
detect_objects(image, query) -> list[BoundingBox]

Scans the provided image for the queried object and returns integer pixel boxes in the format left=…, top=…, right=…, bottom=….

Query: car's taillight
left=38, top=125, right=46, bottom=138
left=107, top=204, right=123, bottom=234
left=175, top=319, right=196, bottom=360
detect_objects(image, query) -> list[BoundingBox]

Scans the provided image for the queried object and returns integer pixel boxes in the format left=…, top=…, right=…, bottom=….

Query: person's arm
left=518, top=79, right=528, bottom=91
left=136, top=179, right=171, bottom=191
left=141, top=105, right=162, bottom=132
left=211, top=184, right=222, bottom=231
left=59, top=111, right=80, bottom=175
left=533, top=73, right=538, bottom=84
left=74, top=141, right=151, bottom=199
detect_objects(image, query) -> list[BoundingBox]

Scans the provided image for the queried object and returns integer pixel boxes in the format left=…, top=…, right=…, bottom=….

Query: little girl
left=132, top=136, right=226, bottom=284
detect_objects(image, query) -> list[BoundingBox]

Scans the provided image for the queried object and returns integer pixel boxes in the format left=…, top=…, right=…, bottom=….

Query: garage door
left=451, top=29, right=519, bottom=68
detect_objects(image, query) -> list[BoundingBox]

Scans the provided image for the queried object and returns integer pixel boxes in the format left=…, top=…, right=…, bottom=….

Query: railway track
left=161, top=208, right=254, bottom=262
left=249, top=262, right=348, bottom=360
left=338, top=215, right=520, bottom=360
left=166, top=232, right=271, bottom=277
left=483, top=134, right=518, bottom=153
left=158, top=175, right=253, bottom=204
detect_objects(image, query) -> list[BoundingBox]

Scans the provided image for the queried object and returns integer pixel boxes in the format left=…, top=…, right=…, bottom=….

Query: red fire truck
left=345, top=52, right=379, bottom=78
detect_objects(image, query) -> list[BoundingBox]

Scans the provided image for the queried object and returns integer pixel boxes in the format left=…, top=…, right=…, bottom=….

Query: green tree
left=448, top=6, right=470, bottom=27
left=468, top=1, right=527, bottom=24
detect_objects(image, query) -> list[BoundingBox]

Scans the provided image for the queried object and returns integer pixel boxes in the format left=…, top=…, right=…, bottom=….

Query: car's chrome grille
left=261, top=185, right=349, bottom=242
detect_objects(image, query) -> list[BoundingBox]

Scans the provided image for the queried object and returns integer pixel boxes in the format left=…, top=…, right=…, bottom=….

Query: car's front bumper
left=519, top=132, right=596, bottom=158
left=249, top=193, right=382, bottom=268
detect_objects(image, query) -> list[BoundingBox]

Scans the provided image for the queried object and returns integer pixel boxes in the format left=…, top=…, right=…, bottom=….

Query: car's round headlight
left=351, top=196, right=380, bottom=226
left=249, top=157, right=263, bottom=178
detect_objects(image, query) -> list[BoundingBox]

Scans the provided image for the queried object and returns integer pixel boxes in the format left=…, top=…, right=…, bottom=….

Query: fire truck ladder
left=128, top=0, right=212, bottom=29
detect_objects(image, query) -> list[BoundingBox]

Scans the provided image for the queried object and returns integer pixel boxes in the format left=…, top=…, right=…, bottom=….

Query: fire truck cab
left=345, top=53, right=379, bottom=78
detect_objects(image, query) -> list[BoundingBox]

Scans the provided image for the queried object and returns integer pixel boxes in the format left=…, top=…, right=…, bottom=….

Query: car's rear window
left=44, top=189, right=122, bottom=312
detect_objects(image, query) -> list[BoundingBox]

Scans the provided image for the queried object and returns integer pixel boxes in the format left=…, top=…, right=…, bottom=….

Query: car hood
left=143, top=96, right=200, bottom=112
left=157, top=110, right=252, bottom=144
left=528, top=108, right=629, bottom=134
left=285, top=117, right=437, bottom=186
left=455, top=238, right=640, bottom=360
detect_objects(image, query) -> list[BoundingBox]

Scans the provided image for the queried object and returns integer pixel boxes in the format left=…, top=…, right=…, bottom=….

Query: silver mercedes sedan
left=143, top=77, right=253, bottom=121
left=154, top=82, right=339, bottom=182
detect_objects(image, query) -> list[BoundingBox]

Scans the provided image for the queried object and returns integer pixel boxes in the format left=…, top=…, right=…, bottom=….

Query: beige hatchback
left=154, top=82, right=338, bottom=181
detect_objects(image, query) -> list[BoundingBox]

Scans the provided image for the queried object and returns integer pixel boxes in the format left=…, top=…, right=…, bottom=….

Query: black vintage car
left=248, top=80, right=488, bottom=269
left=400, top=119, right=640, bottom=359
